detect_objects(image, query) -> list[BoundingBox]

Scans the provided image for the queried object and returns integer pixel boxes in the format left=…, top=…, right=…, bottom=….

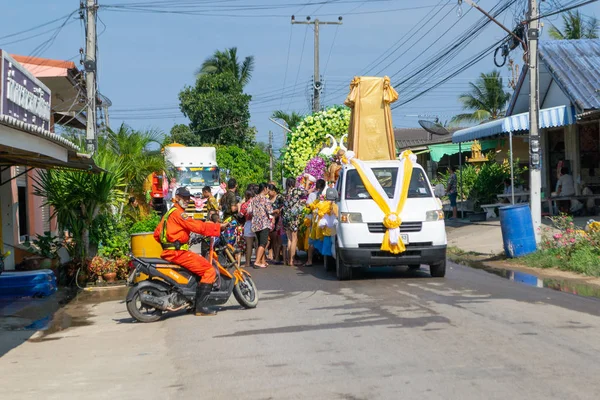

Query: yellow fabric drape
left=344, top=151, right=414, bottom=254
left=344, top=76, right=399, bottom=161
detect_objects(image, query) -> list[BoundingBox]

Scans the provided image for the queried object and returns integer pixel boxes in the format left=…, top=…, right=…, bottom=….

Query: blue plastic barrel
left=499, top=204, right=537, bottom=258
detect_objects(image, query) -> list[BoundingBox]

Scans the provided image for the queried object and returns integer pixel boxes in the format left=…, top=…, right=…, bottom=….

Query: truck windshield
left=344, top=167, right=432, bottom=200
left=176, top=167, right=220, bottom=187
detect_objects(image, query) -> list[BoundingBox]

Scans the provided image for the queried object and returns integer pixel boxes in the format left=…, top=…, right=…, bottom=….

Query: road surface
left=2, top=262, right=600, bottom=400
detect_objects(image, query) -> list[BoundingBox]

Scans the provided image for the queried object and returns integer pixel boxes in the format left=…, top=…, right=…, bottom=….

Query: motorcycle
left=126, top=234, right=258, bottom=323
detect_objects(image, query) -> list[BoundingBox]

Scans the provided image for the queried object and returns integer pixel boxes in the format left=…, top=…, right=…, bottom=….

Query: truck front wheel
left=429, top=260, right=446, bottom=278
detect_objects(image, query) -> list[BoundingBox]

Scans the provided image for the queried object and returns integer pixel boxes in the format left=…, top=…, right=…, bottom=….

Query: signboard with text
left=0, top=50, right=51, bottom=130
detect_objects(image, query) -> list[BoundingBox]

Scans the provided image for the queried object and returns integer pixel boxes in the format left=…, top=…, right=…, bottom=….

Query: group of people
left=214, top=177, right=331, bottom=269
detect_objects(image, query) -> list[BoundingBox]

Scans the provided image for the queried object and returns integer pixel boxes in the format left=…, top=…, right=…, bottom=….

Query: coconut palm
left=451, top=70, right=511, bottom=124
left=549, top=11, right=599, bottom=40
left=271, top=110, right=304, bottom=131
left=197, top=47, right=255, bottom=87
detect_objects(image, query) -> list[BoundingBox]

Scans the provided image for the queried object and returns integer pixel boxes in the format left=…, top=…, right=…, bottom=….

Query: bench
left=480, top=203, right=505, bottom=219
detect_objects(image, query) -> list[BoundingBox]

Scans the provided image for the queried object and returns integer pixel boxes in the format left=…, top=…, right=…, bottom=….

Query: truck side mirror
left=325, top=188, right=339, bottom=201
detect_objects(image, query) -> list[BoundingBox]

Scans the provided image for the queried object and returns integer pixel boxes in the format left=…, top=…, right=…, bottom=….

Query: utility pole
left=268, top=131, right=274, bottom=181
left=84, top=0, right=98, bottom=154
left=528, top=0, right=542, bottom=243
left=291, top=15, right=342, bottom=113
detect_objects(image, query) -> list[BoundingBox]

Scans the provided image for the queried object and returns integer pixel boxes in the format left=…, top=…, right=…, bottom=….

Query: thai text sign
left=0, top=50, right=51, bottom=130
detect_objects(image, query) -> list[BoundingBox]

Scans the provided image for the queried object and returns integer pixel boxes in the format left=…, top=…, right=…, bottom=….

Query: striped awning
left=452, top=105, right=576, bottom=143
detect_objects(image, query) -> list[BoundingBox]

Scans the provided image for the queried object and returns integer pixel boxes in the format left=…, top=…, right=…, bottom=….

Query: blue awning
left=452, top=105, right=576, bottom=143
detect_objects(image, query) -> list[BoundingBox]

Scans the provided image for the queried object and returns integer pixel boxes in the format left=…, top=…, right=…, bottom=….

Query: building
left=0, top=51, right=100, bottom=270
left=452, top=39, right=600, bottom=203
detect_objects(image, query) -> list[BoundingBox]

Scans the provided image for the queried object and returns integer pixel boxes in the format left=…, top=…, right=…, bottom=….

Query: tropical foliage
left=33, top=150, right=126, bottom=261
left=282, top=106, right=351, bottom=178
left=107, top=124, right=166, bottom=199
left=433, top=157, right=527, bottom=210
left=549, top=11, right=599, bottom=40
left=197, top=47, right=255, bottom=87
left=271, top=110, right=304, bottom=131
left=216, top=144, right=279, bottom=190
left=178, top=72, right=253, bottom=147
left=451, top=70, right=511, bottom=124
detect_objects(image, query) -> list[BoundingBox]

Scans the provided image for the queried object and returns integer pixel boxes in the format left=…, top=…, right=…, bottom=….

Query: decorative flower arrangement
left=296, top=156, right=328, bottom=187
left=283, top=106, right=351, bottom=177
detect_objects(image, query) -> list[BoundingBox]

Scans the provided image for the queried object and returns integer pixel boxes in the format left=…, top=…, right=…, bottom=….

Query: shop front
left=0, top=50, right=98, bottom=270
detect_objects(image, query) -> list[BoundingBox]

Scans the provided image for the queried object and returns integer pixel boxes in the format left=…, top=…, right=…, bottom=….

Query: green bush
left=130, top=212, right=162, bottom=234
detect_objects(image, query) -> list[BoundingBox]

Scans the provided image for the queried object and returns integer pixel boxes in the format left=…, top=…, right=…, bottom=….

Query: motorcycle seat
left=139, top=257, right=179, bottom=267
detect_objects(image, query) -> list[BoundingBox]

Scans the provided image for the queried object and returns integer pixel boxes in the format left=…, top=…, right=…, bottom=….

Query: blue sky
left=3, top=0, right=599, bottom=152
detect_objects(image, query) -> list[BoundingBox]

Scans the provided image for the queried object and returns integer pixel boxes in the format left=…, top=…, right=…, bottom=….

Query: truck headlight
left=426, top=210, right=444, bottom=222
left=340, top=212, right=363, bottom=223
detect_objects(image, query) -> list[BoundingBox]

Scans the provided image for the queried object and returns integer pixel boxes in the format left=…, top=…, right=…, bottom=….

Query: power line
left=287, top=25, right=309, bottom=110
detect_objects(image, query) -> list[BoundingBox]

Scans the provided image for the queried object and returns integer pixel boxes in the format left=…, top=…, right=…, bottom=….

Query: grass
left=517, top=248, right=600, bottom=277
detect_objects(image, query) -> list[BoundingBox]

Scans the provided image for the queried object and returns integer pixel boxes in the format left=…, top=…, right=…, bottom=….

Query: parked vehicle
left=126, top=235, right=258, bottom=322
left=146, top=144, right=222, bottom=215
left=329, top=160, right=447, bottom=280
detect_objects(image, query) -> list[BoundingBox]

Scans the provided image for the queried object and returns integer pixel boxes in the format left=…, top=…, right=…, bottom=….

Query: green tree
left=168, top=124, right=195, bottom=146
left=271, top=110, right=304, bottom=131
left=451, top=70, right=511, bottom=125
left=179, top=72, right=253, bottom=147
left=549, top=11, right=599, bottom=40
left=216, top=145, right=274, bottom=191
left=197, top=47, right=255, bottom=87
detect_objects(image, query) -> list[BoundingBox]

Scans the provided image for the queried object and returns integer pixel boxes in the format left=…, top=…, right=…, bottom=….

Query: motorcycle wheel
left=126, top=286, right=164, bottom=323
left=233, top=275, right=259, bottom=309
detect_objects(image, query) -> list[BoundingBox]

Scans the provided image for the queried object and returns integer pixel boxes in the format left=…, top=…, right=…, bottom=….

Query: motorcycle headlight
left=426, top=210, right=445, bottom=222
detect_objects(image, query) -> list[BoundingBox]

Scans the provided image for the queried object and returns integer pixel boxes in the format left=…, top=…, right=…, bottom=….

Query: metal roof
left=539, top=39, right=600, bottom=111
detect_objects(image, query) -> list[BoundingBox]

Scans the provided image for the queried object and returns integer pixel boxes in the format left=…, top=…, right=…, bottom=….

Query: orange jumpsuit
left=153, top=204, right=221, bottom=284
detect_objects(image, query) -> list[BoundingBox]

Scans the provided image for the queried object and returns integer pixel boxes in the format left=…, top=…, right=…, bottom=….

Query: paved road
left=2, top=262, right=600, bottom=400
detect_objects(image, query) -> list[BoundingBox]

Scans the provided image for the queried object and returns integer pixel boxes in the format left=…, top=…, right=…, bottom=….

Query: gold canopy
left=344, top=76, right=398, bottom=160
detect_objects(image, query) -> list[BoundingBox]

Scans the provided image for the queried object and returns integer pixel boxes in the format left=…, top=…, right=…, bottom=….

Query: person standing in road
left=201, top=186, right=220, bottom=220
left=220, top=178, right=239, bottom=221
left=240, top=189, right=255, bottom=268
left=250, top=183, right=273, bottom=269
left=283, top=177, right=307, bottom=266
left=446, top=166, right=458, bottom=219
left=305, top=179, right=326, bottom=267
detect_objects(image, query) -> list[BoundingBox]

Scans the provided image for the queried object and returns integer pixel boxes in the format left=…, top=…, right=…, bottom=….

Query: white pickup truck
left=328, top=159, right=447, bottom=280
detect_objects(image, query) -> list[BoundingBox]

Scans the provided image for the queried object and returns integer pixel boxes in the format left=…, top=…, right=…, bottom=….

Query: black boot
left=194, top=283, right=217, bottom=316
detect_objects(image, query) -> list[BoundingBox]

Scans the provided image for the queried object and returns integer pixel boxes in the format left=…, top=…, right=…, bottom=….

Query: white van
left=328, top=160, right=447, bottom=280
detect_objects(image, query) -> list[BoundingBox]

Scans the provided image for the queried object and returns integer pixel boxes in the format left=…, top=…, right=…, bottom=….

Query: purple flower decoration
left=296, top=156, right=327, bottom=187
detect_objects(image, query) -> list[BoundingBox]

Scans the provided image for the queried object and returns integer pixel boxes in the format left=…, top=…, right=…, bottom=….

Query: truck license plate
left=401, top=234, right=409, bottom=244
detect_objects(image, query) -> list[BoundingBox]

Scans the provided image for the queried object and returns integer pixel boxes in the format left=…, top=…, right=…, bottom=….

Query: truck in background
left=145, top=144, right=223, bottom=216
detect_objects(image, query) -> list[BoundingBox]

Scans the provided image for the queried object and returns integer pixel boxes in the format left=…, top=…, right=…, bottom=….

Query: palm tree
left=451, top=70, right=511, bottom=125
left=106, top=124, right=167, bottom=199
left=197, top=47, right=255, bottom=87
left=549, top=11, right=599, bottom=40
left=271, top=110, right=304, bottom=131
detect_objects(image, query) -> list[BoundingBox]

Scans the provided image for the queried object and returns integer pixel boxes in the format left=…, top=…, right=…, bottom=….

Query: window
left=17, top=185, right=29, bottom=241
left=344, top=167, right=432, bottom=200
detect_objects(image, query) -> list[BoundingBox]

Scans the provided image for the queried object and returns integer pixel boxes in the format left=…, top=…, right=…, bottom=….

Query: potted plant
left=88, top=256, right=118, bottom=283
left=24, top=231, right=63, bottom=270
left=102, top=260, right=118, bottom=283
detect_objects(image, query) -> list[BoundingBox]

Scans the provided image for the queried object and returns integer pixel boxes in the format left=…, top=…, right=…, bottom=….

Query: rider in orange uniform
left=154, top=187, right=228, bottom=316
